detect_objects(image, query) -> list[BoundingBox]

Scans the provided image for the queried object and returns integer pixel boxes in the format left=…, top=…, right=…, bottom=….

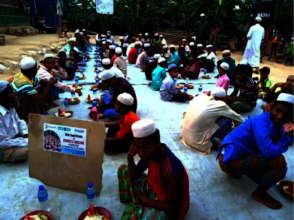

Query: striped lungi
left=218, top=154, right=287, bottom=188
left=117, top=165, right=169, bottom=220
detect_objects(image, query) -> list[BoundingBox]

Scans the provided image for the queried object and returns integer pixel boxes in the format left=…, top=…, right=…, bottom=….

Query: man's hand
left=23, top=134, right=28, bottom=138
left=48, top=78, right=58, bottom=85
left=127, top=144, right=137, bottom=157
left=285, top=129, right=294, bottom=141
left=274, top=82, right=285, bottom=88
left=140, top=192, right=150, bottom=206
left=281, top=83, right=289, bottom=92
left=75, top=89, right=82, bottom=96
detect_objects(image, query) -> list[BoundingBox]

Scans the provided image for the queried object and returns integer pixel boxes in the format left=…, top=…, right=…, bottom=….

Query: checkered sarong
left=211, top=117, right=233, bottom=140
left=117, top=165, right=169, bottom=220
left=218, top=153, right=287, bottom=188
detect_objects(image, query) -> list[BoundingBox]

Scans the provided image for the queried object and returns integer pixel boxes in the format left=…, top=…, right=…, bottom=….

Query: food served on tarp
left=68, top=97, right=80, bottom=105
left=56, top=108, right=73, bottom=117
left=90, top=85, right=98, bottom=91
left=176, top=83, right=184, bottom=89
left=202, top=75, right=211, bottom=79
left=86, top=94, right=99, bottom=104
left=24, top=213, right=50, bottom=220
left=187, top=84, right=194, bottom=89
left=72, top=83, right=83, bottom=90
left=78, top=74, right=86, bottom=80
left=84, top=205, right=110, bottom=220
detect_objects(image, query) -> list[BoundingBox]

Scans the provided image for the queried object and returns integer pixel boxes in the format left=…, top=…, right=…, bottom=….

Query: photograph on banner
left=95, top=0, right=113, bottom=15
left=43, top=123, right=87, bottom=157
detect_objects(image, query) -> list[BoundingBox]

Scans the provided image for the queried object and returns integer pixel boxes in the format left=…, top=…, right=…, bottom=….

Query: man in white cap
left=188, top=42, right=195, bottom=57
left=220, top=50, right=236, bottom=82
left=193, top=13, right=209, bottom=45
left=97, top=70, right=137, bottom=118
left=137, top=43, right=151, bottom=71
left=11, top=57, right=57, bottom=122
left=167, top=45, right=180, bottom=65
left=151, top=33, right=162, bottom=54
left=128, top=41, right=141, bottom=64
left=109, top=45, right=117, bottom=63
left=150, top=57, right=167, bottom=90
left=217, top=93, right=293, bottom=210
left=242, top=16, right=265, bottom=72
left=159, top=34, right=167, bottom=46
left=0, top=81, right=29, bottom=162
left=181, top=87, right=243, bottom=154
left=118, top=119, right=190, bottom=219
left=101, top=58, right=124, bottom=79
left=201, top=45, right=218, bottom=74
left=137, top=33, right=145, bottom=45
left=195, top=44, right=207, bottom=67
left=216, top=61, right=231, bottom=94
left=82, top=29, right=90, bottom=45
left=103, top=93, right=140, bottom=155
left=102, top=41, right=109, bottom=58
left=144, top=33, right=150, bottom=43
left=62, top=37, right=85, bottom=57
left=106, top=31, right=115, bottom=44
left=145, top=54, right=161, bottom=80
left=162, top=45, right=172, bottom=62
left=113, top=47, right=128, bottom=78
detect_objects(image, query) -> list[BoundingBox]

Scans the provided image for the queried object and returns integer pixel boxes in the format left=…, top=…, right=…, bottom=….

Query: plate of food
left=78, top=74, right=86, bottom=80
left=90, top=85, right=98, bottom=91
left=21, top=210, right=53, bottom=220
left=187, top=84, right=194, bottom=89
left=86, top=94, right=100, bottom=104
left=68, top=97, right=80, bottom=105
left=55, top=108, right=73, bottom=118
left=78, top=205, right=111, bottom=220
left=176, top=83, right=184, bottom=89
left=72, top=84, right=83, bottom=90
left=202, top=75, right=211, bottom=79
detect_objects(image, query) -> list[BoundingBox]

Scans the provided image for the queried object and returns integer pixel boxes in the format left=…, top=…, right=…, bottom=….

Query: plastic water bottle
left=184, top=85, right=188, bottom=93
left=71, top=91, right=76, bottom=99
left=173, top=78, right=177, bottom=84
left=44, top=112, right=48, bottom=116
left=93, top=88, right=97, bottom=99
left=64, top=98, right=70, bottom=110
left=204, top=70, right=207, bottom=75
left=186, top=77, right=189, bottom=84
left=95, top=78, right=100, bottom=84
left=86, top=182, right=96, bottom=206
left=37, top=185, right=50, bottom=211
left=198, top=85, right=202, bottom=92
left=92, top=100, right=97, bottom=108
left=75, top=77, right=79, bottom=85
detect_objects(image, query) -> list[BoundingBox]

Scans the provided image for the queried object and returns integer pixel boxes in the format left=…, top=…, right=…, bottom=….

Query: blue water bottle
left=173, top=78, right=177, bottom=84
left=44, top=112, right=48, bottom=116
left=198, top=85, right=202, bottom=92
left=92, top=100, right=97, bottom=108
left=38, top=185, right=50, bottom=211
left=86, top=182, right=96, bottom=206
left=93, top=88, right=97, bottom=99
left=95, top=77, right=100, bottom=84
left=71, top=91, right=76, bottom=99
left=184, top=85, right=188, bottom=93
left=75, top=76, right=79, bottom=85
left=64, top=98, right=69, bottom=110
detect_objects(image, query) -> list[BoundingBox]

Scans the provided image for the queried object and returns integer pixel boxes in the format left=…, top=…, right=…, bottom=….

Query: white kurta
left=242, top=24, right=265, bottom=68
left=180, top=95, right=243, bottom=155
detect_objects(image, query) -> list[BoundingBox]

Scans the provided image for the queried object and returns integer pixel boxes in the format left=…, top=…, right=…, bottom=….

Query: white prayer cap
left=100, top=70, right=115, bottom=81
left=189, top=42, right=195, bottom=46
left=106, top=39, right=112, bottom=44
left=154, top=33, right=159, bottom=36
left=206, top=45, right=213, bottom=48
left=102, top=41, right=106, bottom=45
left=223, top=50, right=230, bottom=54
left=117, top=93, right=134, bottom=105
left=132, top=119, right=156, bottom=138
left=200, top=13, right=205, bottom=17
left=163, top=45, right=168, bottom=49
left=277, top=93, right=294, bottom=104
left=102, top=58, right=111, bottom=65
left=169, top=45, right=176, bottom=48
left=139, top=33, right=142, bottom=36
left=123, top=43, right=129, bottom=48
left=182, top=39, right=186, bottom=41
left=73, top=47, right=79, bottom=52
left=44, top=54, right=55, bottom=59
left=255, top=17, right=262, bottom=22
left=101, top=34, right=106, bottom=38
left=82, top=29, right=86, bottom=31
left=74, top=29, right=79, bottom=33
left=80, top=32, right=84, bottom=35
left=0, top=81, right=8, bottom=93
left=211, top=87, right=226, bottom=98
left=135, top=41, right=141, bottom=46
left=109, top=45, right=116, bottom=50
left=145, top=33, right=149, bottom=36
left=160, top=35, right=163, bottom=37
left=158, top=57, right=166, bottom=63
left=154, top=54, right=161, bottom=59
left=119, top=36, right=124, bottom=40
left=107, top=33, right=111, bottom=36
left=69, top=37, right=76, bottom=42
left=185, top=47, right=190, bottom=52
left=144, top=43, right=150, bottom=48
left=107, top=30, right=111, bottom=34
left=20, top=57, right=36, bottom=70
left=197, top=44, right=203, bottom=47
left=115, top=47, right=122, bottom=54
left=220, top=62, right=230, bottom=71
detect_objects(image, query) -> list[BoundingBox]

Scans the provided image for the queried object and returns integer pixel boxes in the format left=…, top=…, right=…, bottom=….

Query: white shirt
left=181, top=95, right=243, bottom=154
left=161, top=38, right=167, bottom=46
left=107, top=66, right=124, bottom=78
left=207, top=52, right=218, bottom=74
left=0, top=105, right=28, bottom=149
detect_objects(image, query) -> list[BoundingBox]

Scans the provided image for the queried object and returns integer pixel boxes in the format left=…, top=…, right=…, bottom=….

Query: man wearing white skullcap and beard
left=145, top=54, right=161, bottom=80
left=117, top=119, right=190, bottom=219
left=113, top=47, right=128, bottom=78
left=0, top=81, right=29, bottom=162
left=137, top=33, right=145, bottom=45
left=137, top=43, right=151, bottom=71
left=193, top=13, right=209, bottom=45
left=181, top=87, right=243, bottom=155
left=217, top=93, right=294, bottom=210
left=242, top=17, right=265, bottom=73
left=103, top=93, right=140, bottom=155
left=11, top=57, right=58, bottom=122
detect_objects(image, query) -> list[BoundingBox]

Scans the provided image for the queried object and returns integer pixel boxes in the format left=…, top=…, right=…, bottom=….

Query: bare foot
left=251, top=188, right=283, bottom=209
left=148, top=82, right=151, bottom=86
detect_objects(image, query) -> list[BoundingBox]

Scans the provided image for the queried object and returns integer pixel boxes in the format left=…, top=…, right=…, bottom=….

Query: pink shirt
left=216, top=74, right=230, bottom=94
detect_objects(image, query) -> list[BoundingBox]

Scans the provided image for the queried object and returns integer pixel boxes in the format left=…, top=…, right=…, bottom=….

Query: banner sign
left=96, top=0, right=113, bottom=15
left=43, top=123, right=87, bottom=157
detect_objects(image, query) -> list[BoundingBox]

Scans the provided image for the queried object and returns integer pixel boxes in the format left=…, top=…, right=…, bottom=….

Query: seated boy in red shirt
left=181, top=53, right=200, bottom=79
left=128, top=42, right=141, bottom=64
left=104, top=93, right=140, bottom=155
left=118, top=119, right=190, bottom=220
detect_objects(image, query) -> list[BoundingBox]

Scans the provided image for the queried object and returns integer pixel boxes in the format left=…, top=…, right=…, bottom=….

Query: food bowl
left=20, top=210, right=53, bottom=220
left=78, top=206, right=112, bottom=220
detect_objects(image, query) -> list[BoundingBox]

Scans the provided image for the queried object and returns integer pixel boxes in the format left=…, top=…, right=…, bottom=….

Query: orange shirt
left=116, top=111, right=140, bottom=140
left=128, top=47, right=138, bottom=64
left=111, top=54, right=117, bottom=64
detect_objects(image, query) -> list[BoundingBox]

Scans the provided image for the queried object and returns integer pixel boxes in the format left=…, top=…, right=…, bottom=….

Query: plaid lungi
left=117, top=165, right=169, bottom=220
left=0, top=146, right=28, bottom=162
left=211, top=117, right=233, bottom=140
left=218, top=154, right=287, bottom=188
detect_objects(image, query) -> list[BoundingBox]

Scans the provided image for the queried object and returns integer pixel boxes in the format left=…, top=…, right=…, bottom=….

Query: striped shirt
left=11, top=73, right=41, bottom=96
left=137, top=145, right=190, bottom=220
left=235, top=76, right=258, bottom=107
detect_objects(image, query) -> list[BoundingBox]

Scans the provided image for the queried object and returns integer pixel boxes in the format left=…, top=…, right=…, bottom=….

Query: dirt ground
left=0, top=31, right=293, bottom=84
